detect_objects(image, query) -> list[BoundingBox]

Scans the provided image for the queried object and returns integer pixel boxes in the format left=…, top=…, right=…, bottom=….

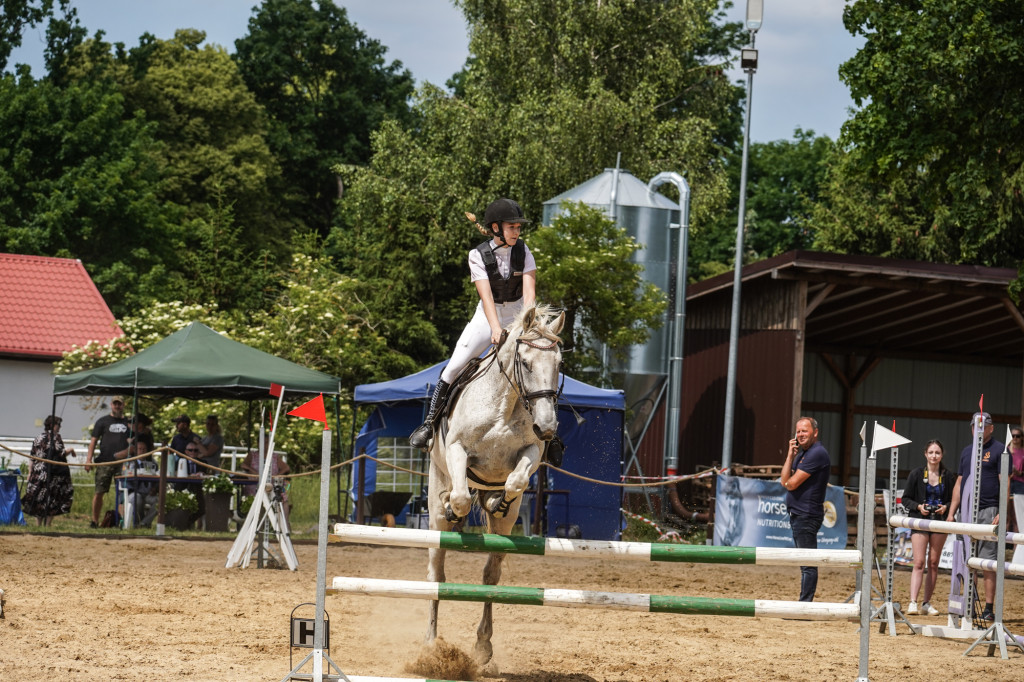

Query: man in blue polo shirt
left=781, top=416, right=831, bottom=602
left=946, top=411, right=1005, bottom=622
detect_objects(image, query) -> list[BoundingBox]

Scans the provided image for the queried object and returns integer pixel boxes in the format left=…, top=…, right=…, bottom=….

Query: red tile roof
left=0, top=253, right=123, bottom=359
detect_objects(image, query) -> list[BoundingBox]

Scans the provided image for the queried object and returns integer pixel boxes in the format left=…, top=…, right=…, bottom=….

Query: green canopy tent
left=52, top=321, right=343, bottom=535
left=53, top=321, right=341, bottom=399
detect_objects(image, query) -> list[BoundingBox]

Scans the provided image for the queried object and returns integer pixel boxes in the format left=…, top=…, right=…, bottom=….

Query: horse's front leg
left=485, top=443, right=541, bottom=517
left=445, top=440, right=472, bottom=519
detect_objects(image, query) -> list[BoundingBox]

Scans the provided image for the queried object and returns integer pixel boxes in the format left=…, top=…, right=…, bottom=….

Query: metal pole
left=857, top=436, right=876, bottom=682
left=722, top=31, right=757, bottom=468
left=646, top=172, right=691, bottom=477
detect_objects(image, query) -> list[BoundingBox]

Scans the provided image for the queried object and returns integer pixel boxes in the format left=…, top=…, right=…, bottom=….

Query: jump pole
left=967, top=558, right=1024, bottom=577
left=329, top=576, right=860, bottom=621
left=331, top=524, right=860, bottom=567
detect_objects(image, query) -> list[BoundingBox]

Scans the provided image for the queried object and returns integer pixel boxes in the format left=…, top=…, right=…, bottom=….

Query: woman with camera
left=901, top=439, right=956, bottom=616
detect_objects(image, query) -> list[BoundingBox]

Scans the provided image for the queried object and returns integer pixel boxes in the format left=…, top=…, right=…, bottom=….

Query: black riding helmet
left=483, top=198, right=531, bottom=245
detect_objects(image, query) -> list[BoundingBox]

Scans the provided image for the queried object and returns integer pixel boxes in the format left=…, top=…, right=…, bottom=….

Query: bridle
left=498, top=334, right=563, bottom=415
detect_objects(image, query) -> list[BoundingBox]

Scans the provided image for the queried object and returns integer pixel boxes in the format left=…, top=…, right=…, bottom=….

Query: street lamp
left=721, top=0, right=762, bottom=469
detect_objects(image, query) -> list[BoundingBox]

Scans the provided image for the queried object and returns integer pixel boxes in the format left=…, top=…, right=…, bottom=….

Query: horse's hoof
left=444, top=504, right=464, bottom=523
left=485, top=492, right=514, bottom=518
left=473, top=640, right=493, bottom=665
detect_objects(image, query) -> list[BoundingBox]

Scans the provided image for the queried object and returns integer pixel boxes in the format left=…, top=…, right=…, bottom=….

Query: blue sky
left=9, top=1, right=863, bottom=142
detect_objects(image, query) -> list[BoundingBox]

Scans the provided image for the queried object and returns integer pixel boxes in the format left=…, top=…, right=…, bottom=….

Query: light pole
left=721, top=0, right=762, bottom=469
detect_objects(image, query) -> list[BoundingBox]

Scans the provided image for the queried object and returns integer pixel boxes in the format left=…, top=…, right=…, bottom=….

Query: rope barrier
left=619, top=508, right=685, bottom=542
left=3, top=441, right=723, bottom=492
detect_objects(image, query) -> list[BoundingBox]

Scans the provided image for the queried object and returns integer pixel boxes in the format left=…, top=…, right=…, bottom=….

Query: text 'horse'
left=426, top=303, right=564, bottom=663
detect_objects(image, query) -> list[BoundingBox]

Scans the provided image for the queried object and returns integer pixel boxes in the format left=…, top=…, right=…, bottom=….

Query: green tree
left=816, top=0, right=1024, bottom=277
left=0, top=67, right=183, bottom=315
left=335, top=0, right=744, bottom=364
left=530, top=202, right=667, bottom=377
left=695, top=128, right=835, bottom=279
left=233, top=0, right=415, bottom=236
left=113, top=29, right=287, bottom=310
left=0, top=0, right=60, bottom=72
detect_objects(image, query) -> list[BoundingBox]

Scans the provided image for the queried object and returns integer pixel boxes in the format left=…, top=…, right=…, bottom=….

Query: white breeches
left=441, top=299, right=523, bottom=383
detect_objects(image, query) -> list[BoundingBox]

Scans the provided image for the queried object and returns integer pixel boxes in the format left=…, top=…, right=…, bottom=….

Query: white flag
left=871, top=421, right=912, bottom=453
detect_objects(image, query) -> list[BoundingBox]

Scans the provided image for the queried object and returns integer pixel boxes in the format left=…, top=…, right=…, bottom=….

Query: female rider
left=409, top=198, right=537, bottom=449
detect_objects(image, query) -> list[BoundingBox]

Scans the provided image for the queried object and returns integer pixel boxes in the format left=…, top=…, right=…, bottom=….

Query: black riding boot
left=409, top=379, right=451, bottom=449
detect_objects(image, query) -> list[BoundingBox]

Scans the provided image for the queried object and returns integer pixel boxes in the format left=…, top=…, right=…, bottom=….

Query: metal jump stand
left=282, top=428, right=343, bottom=681
left=856, top=428, right=878, bottom=682
left=871, top=443, right=913, bottom=635
left=963, top=449, right=1024, bottom=657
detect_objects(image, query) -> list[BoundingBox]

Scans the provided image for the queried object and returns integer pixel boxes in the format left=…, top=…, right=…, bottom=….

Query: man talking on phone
left=781, top=416, right=831, bottom=602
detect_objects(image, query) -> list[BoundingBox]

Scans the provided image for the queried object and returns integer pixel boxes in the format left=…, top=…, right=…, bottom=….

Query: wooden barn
left=630, top=250, right=1024, bottom=491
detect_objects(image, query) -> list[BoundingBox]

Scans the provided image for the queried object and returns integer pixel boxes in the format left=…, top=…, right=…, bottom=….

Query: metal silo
left=542, top=168, right=679, bottom=377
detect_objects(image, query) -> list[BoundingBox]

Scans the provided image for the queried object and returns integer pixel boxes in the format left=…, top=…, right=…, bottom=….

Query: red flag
left=288, top=394, right=329, bottom=430
left=979, top=394, right=984, bottom=412
left=269, top=382, right=284, bottom=397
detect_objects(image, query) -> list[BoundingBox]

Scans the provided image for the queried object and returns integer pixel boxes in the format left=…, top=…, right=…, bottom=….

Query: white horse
left=425, top=303, right=565, bottom=664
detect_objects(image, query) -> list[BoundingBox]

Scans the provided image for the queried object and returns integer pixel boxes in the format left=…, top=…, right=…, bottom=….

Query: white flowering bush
left=165, top=489, right=198, bottom=513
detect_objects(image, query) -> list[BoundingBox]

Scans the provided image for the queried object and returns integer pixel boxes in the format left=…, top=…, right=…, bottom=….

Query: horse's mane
left=509, top=303, right=563, bottom=344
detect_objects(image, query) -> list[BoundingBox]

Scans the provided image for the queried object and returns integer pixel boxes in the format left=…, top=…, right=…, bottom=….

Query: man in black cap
left=946, top=411, right=1006, bottom=622
left=409, top=198, right=537, bottom=449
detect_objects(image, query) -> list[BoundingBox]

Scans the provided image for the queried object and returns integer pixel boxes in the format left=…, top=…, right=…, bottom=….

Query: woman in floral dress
left=21, top=415, right=75, bottom=526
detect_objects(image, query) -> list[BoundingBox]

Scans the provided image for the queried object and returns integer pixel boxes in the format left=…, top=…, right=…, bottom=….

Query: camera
left=923, top=503, right=941, bottom=514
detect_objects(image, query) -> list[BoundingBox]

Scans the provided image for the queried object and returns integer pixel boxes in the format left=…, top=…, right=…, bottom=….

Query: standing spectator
left=21, top=415, right=75, bottom=526
left=781, top=416, right=831, bottom=602
left=901, top=440, right=955, bottom=616
left=946, top=411, right=1006, bottom=622
left=1009, top=425, right=1024, bottom=534
left=85, top=397, right=130, bottom=528
left=1009, top=426, right=1024, bottom=497
left=198, top=414, right=225, bottom=471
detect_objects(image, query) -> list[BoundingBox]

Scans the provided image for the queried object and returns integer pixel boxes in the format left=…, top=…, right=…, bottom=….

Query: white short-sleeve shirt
left=468, top=240, right=537, bottom=282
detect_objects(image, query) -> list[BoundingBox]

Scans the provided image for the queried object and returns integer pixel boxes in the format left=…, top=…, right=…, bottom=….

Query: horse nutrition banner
left=713, top=474, right=848, bottom=548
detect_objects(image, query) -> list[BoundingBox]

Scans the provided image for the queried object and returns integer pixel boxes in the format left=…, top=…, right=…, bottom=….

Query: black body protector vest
left=476, top=240, right=526, bottom=304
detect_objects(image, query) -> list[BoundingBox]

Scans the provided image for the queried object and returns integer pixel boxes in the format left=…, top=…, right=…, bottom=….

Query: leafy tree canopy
left=0, top=66, right=183, bottom=315
left=696, top=128, right=836, bottom=279
left=0, top=0, right=60, bottom=72
left=234, top=0, right=415, bottom=236
left=816, top=0, right=1024, bottom=279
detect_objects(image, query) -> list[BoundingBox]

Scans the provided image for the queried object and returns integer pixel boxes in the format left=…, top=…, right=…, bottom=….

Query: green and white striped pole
left=329, top=576, right=860, bottom=621
left=330, top=524, right=860, bottom=567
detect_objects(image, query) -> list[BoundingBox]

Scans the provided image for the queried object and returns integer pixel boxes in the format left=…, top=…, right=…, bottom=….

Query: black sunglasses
left=1013, top=433, right=1023, bottom=439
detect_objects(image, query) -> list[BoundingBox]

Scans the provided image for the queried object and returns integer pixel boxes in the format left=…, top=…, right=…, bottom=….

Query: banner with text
left=713, top=474, right=848, bottom=548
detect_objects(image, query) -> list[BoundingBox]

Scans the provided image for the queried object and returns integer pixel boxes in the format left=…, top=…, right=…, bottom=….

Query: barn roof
left=0, top=253, right=122, bottom=360
left=687, top=250, right=1024, bottom=365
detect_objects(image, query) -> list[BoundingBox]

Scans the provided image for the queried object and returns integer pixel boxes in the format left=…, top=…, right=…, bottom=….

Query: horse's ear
left=551, top=310, right=565, bottom=335
left=522, top=306, right=537, bottom=330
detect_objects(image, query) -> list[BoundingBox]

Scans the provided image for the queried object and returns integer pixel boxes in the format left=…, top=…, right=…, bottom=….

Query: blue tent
left=353, top=361, right=625, bottom=539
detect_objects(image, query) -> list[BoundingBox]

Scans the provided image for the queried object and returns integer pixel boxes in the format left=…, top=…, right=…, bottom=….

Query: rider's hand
left=490, top=326, right=504, bottom=345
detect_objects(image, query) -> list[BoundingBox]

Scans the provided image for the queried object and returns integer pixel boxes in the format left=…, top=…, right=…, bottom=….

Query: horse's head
left=505, top=304, right=565, bottom=440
